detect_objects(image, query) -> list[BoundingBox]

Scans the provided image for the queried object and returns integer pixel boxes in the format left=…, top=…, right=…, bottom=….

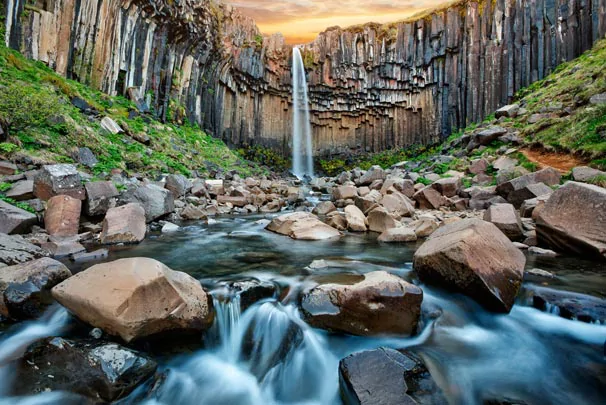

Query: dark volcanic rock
left=0, top=233, right=49, bottom=265
left=14, top=337, right=157, bottom=402
left=527, top=286, right=606, bottom=324
left=0, top=200, right=38, bottom=235
left=230, top=279, right=277, bottom=311
left=34, top=164, right=85, bottom=201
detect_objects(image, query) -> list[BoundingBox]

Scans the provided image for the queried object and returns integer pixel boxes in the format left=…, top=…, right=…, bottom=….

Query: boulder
left=380, top=192, right=415, bottom=219
left=413, top=186, right=446, bottom=210
left=34, top=164, right=85, bottom=201
left=344, top=205, right=367, bottom=232
left=191, top=180, right=210, bottom=199
left=333, top=185, right=358, bottom=200
left=312, top=201, right=336, bottom=215
left=339, top=348, right=417, bottom=405
left=217, top=195, right=248, bottom=207
left=76, top=147, right=98, bottom=168
left=100, top=116, right=123, bottom=134
left=495, top=104, right=520, bottom=118
left=0, top=200, right=37, bottom=234
left=84, top=181, right=119, bottom=217
left=44, top=195, right=82, bottom=237
left=41, top=240, right=86, bottom=259
left=100, top=203, right=146, bottom=245
left=357, top=165, right=386, bottom=186
left=367, top=207, right=399, bottom=233
left=229, top=279, right=277, bottom=312
left=354, top=190, right=382, bottom=213
left=266, top=212, right=341, bottom=240
left=52, top=257, right=214, bottom=342
left=431, top=177, right=461, bottom=197
left=474, top=126, right=507, bottom=145
left=0, top=257, right=71, bottom=319
left=0, top=160, right=17, bottom=175
left=5, top=180, right=34, bottom=201
left=492, top=156, right=519, bottom=171
left=411, top=216, right=439, bottom=238
left=413, top=218, right=525, bottom=312
left=301, top=271, right=423, bottom=336
left=528, top=285, right=606, bottom=324
left=205, top=179, right=224, bottom=196
left=165, top=174, right=192, bottom=197
left=130, top=184, right=175, bottom=222
left=0, top=233, right=49, bottom=265
left=378, top=227, right=417, bottom=243
left=496, top=168, right=561, bottom=207
left=483, top=203, right=524, bottom=241
left=468, top=158, right=489, bottom=175
left=325, top=211, right=347, bottom=231
left=536, top=181, right=606, bottom=260
left=571, top=166, right=606, bottom=183
left=15, top=337, right=156, bottom=402
left=180, top=204, right=207, bottom=220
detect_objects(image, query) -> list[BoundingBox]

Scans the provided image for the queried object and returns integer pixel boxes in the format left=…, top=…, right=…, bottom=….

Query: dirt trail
left=519, top=148, right=587, bottom=174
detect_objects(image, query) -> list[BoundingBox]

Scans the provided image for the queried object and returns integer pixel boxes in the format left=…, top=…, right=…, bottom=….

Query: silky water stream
left=0, top=215, right=604, bottom=404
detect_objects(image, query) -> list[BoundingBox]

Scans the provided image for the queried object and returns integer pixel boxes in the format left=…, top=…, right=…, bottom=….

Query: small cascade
left=291, top=47, right=314, bottom=179
left=4, top=0, right=20, bottom=47
left=0, top=305, right=70, bottom=396
left=146, top=298, right=338, bottom=405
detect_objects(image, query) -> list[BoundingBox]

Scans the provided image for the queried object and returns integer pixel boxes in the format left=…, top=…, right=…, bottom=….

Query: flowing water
left=0, top=215, right=605, bottom=404
left=291, top=47, right=314, bottom=179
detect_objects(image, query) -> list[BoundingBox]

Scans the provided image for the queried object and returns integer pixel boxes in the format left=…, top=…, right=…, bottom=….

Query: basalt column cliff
left=3, top=0, right=606, bottom=157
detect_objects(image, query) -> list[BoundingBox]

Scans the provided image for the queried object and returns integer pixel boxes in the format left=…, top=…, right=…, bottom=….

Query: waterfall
left=291, top=47, right=314, bottom=179
left=4, top=0, right=19, bottom=47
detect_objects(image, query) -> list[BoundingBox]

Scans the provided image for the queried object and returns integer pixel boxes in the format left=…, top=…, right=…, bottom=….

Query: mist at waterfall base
left=0, top=216, right=605, bottom=405
left=291, top=47, right=314, bottom=179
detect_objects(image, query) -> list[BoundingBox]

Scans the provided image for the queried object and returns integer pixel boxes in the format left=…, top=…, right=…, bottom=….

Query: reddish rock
left=45, top=195, right=82, bottom=237
left=100, top=203, right=146, bottom=245
left=217, top=195, right=248, bottom=207
left=413, top=186, right=446, bottom=210
left=84, top=181, right=119, bottom=217
left=0, top=200, right=38, bottom=235
left=0, top=161, right=17, bottom=175
left=344, top=205, right=367, bottom=232
left=431, top=177, right=461, bottom=197
left=266, top=212, right=341, bottom=240
left=483, top=203, right=524, bottom=241
left=367, top=207, right=399, bottom=233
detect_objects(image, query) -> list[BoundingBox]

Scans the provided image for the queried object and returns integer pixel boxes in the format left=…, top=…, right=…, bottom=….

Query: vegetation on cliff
left=0, top=42, right=265, bottom=178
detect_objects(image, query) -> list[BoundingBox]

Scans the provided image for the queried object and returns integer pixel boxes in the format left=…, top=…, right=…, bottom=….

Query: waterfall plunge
left=291, top=47, right=314, bottom=179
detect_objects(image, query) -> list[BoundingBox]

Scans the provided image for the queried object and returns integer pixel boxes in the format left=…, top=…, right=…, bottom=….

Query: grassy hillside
left=0, top=42, right=266, bottom=178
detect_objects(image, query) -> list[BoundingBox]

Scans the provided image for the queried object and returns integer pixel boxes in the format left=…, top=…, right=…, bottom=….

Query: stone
left=0, top=160, right=17, bottom=175
left=84, top=181, right=119, bottom=217
left=357, top=165, right=386, bottom=186
left=217, top=195, right=248, bottom=207
left=468, top=159, right=488, bottom=175
left=5, top=180, right=34, bottom=201
left=354, top=190, right=382, bottom=213
left=205, top=179, right=225, bottom=196
left=301, top=271, right=423, bottom=336
left=474, top=126, right=507, bottom=145
left=493, top=156, right=519, bottom=172
left=528, top=246, right=558, bottom=256
left=191, top=180, right=211, bottom=198
left=528, top=286, right=606, bottom=324
left=413, top=218, right=526, bottom=312
left=161, top=222, right=180, bottom=233
left=180, top=204, right=208, bottom=220
left=413, top=186, right=446, bottom=210
left=339, top=348, right=417, bottom=405
left=377, top=227, right=417, bottom=243
left=45, top=195, right=82, bottom=237
left=41, top=240, right=86, bottom=258
left=411, top=216, right=439, bottom=238
left=100, top=116, right=123, bottom=134
left=129, top=184, right=175, bottom=222
left=0, top=200, right=38, bottom=234
left=496, top=168, right=561, bottom=207
left=589, top=92, right=606, bottom=105
left=34, top=164, right=85, bottom=201
left=380, top=192, right=415, bottom=219
left=165, top=174, right=192, bottom=197
left=229, top=279, right=276, bottom=311
left=0, top=233, right=49, bottom=265
left=71, top=249, right=109, bottom=263
left=483, top=203, right=524, bottom=241
left=325, top=211, right=347, bottom=231
left=344, top=204, right=367, bottom=232
left=536, top=182, right=606, bottom=260
left=571, top=166, right=606, bottom=182
left=76, top=147, right=98, bottom=168
left=266, top=212, right=341, bottom=240
left=367, top=207, right=399, bottom=233
left=431, top=177, right=461, bottom=197
left=495, top=104, right=520, bottom=118
left=0, top=257, right=71, bottom=319
left=333, top=185, right=358, bottom=200
left=519, top=193, right=551, bottom=218
left=52, top=257, right=214, bottom=342
left=100, top=203, right=146, bottom=245
left=15, top=337, right=157, bottom=402
left=312, top=201, right=336, bottom=215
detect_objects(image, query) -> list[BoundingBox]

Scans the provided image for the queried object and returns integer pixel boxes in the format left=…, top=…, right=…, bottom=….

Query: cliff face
left=4, top=0, right=606, bottom=158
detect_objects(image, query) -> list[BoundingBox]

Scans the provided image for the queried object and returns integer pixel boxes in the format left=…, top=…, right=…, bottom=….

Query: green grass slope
left=0, top=42, right=266, bottom=178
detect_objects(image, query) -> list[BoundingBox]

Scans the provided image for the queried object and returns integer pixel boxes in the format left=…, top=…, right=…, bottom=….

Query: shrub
left=0, top=142, right=19, bottom=154
left=0, top=84, right=61, bottom=132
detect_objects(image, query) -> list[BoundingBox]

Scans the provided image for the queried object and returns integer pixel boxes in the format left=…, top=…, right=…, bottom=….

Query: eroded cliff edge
left=3, top=0, right=606, bottom=158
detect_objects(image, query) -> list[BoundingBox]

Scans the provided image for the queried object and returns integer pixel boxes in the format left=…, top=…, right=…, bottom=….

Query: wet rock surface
left=266, top=212, right=341, bottom=240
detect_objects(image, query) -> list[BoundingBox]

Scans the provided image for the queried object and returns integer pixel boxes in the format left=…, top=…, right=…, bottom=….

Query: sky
left=226, top=0, right=445, bottom=44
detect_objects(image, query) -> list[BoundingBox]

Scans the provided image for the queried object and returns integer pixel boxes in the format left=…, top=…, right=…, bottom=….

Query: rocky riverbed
left=1, top=117, right=606, bottom=403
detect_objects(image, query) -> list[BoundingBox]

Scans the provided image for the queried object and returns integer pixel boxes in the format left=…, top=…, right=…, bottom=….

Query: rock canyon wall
left=3, top=0, right=606, bottom=158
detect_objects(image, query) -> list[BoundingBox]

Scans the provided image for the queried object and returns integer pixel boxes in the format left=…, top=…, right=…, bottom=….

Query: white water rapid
left=291, top=47, right=314, bottom=179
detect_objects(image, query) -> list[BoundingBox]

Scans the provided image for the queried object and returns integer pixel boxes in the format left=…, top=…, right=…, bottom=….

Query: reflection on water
left=0, top=215, right=605, bottom=404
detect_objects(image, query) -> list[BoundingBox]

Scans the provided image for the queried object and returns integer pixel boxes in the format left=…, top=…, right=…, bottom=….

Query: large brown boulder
left=536, top=182, right=606, bottom=260
left=380, top=192, right=415, bottom=219
left=100, top=203, right=146, bottom=245
left=367, top=207, right=399, bottom=233
left=0, top=257, right=71, bottom=319
left=344, top=205, right=367, bottom=232
left=33, top=164, right=85, bottom=201
left=52, top=257, right=214, bottom=342
left=301, top=271, right=423, bottom=336
left=413, top=218, right=525, bottom=312
left=496, top=167, right=561, bottom=207
left=84, top=181, right=119, bottom=217
left=44, top=195, right=82, bottom=237
left=333, top=185, right=358, bottom=201
left=266, top=212, right=341, bottom=240
left=413, top=186, right=447, bottom=209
